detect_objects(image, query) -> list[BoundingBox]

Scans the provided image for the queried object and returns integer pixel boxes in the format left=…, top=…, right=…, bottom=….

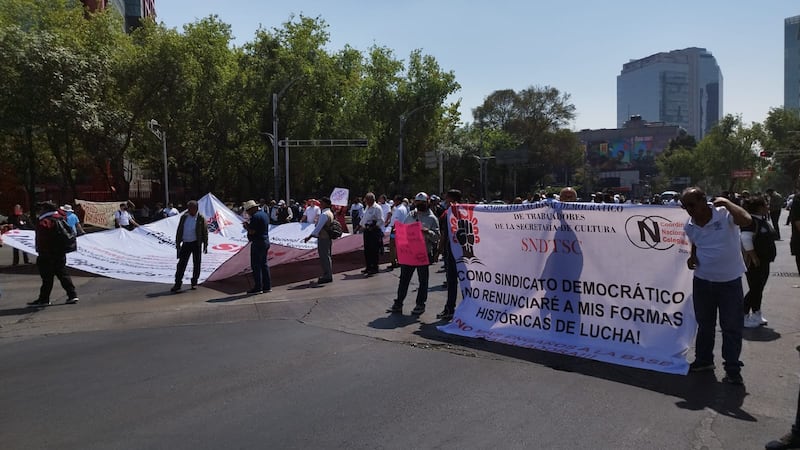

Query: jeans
left=396, top=264, right=430, bottom=307
left=744, top=262, right=770, bottom=313
left=317, top=237, right=332, bottom=279
left=175, top=241, right=202, bottom=286
left=37, top=253, right=77, bottom=301
left=444, top=250, right=459, bottom=312
left=250, top=240, right=271, bottom=291
left=692, top=277, right=743, bottom=374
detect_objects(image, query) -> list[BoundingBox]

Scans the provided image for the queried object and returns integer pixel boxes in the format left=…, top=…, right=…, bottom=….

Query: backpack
left=752, top=216, right=777, bottom=263
left=327, top=215, right=343, bottom=239
left=55, top=216, right=78, bottom=253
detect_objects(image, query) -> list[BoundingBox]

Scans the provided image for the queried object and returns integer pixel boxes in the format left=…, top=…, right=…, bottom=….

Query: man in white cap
left=389, top=192, right=439, bottom=316
left=61, top=204, right=84, bottom=235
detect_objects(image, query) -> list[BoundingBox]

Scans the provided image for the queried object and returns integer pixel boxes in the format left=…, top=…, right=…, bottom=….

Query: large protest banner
left=0, top=193, right=366, bottom=284
left=439, top=201, right=696, bottom=374
left=75, top=199, right=118, bottom=229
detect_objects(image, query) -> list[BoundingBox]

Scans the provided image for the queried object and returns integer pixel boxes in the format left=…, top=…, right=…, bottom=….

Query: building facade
left=577, top=116, right=684, bottom=198
left=617, top=47, right=722, bottom=140
left=80, top=0, right=155, bottom=32
left=786, top=15, right=800, bottom=112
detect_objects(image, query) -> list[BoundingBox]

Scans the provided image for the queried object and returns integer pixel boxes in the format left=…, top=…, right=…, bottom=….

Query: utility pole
left=147, top=119, right=169, bottom=205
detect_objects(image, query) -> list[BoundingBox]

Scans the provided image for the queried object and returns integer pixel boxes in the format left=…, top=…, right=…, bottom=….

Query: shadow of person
left=742, top=326, right=781, bottom=342
left=206, top=293, right=255, bottom=303
left=0, top=306, right=47, bottom=317
left=368, top=314, right=420, bottom=330
left=674, top=374, right=755, bottom=421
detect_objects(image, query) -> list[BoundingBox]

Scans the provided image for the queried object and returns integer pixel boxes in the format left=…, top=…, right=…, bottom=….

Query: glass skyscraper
left=785, top=15, right=800, bottom=112
left=617, top=47, right=722, bottom=139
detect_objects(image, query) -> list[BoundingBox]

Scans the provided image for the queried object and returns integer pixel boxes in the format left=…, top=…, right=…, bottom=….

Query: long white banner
left=0, top=193, right=367, bottom=285
left=439, top=201, right=695, bottom=374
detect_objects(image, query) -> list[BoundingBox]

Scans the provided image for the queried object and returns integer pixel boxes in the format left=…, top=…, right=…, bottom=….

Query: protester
left=559, top=187, right=578, bottom=202
left=349, top=197, right=363, bottom=233
left=360, top=192, right=383, bottom=276
left=389, top=192, right=439, bottom=316
left=170, top=200, right=208, bottom=292
left=682, top=186, right=751, bottom=385
left=242, top=200, right=271, bottom=294
left=385, top=195, right=409, bottom=270
left=767, top=188, right=784, bottom=240
left=28, top=202, right=79, bottom=307
left=303, top=197, right=334, bottom=284
left=271, top=200, right=293, bottom=224
left=301, top=198, right=321, bottom=224
left=740, top=195, right=776, bottom=328
left=114, top=202, right=139, bottom=230
left=289, top=199, right=302, bottom=223
left=166, top=203, right=179, bottom=217
left=9, top=204, right=32, bottom=265
left=61, top=204, right=85, bottom=235
left=792, top=193, right=800, bottom=275
left=436, top=189, right=462, bottom=321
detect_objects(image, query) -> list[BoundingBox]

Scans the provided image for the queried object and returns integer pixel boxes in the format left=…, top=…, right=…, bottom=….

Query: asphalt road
left=1, top=220, right=799, bottom=449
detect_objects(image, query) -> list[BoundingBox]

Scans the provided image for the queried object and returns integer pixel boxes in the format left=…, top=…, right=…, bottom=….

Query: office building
left=80, top=0, right=155, bottom=32
left=617, top=47, right=722, bottom=139
left=786, top=15, right=800, bottom=111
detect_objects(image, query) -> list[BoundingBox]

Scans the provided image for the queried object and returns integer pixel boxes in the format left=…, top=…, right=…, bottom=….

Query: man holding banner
left=389, top=192, right=439, bottom=316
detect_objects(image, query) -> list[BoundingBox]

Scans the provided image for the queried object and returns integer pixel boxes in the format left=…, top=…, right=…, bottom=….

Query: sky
left=157, top=0, right=798, bottom=131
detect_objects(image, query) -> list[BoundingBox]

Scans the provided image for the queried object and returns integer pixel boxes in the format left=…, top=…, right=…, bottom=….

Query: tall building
left=80, top=0, right=155, bottom=32
left=617, top=47, right=722, bottom=139
left=785, top=15, right=800, bottom=112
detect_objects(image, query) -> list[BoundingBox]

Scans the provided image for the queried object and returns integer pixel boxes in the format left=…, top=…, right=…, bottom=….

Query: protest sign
left=439, top=201, right=695, bottom=374
left=330, top=187, right=349, bottom=207
left=395, top=221, right=429, bottom=266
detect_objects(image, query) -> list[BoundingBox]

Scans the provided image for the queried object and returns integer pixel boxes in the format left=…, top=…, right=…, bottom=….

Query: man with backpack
left=304, top=197, right=337, bottom=284
left=28, top=202, right=79, bottom=307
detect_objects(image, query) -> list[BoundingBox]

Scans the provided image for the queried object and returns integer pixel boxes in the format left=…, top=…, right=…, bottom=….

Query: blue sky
left=157, top=1, right=798, bottom=131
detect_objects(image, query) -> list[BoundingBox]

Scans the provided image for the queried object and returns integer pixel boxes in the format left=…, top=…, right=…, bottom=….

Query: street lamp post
left=271, top=77, right=302, bottom=200
left=398, top=104, right=432, bottom=184
left=147, top=119, right=169, bottom=205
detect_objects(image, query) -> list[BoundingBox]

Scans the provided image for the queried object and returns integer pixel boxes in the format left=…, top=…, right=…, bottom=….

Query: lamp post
left=472, top=155, right=495, bottom=201
left=272, top=77, right=302, bottom=200
left=147, top=119, right=169, bottom=205
left=398, top=104, right=432, bottom=184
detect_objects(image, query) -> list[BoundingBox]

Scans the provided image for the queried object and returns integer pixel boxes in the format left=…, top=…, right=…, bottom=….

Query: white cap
left=414, top=192, right=428, bottom=202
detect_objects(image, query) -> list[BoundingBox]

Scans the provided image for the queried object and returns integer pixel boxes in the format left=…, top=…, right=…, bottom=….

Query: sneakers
left=246, top=289, right=263, bottom=295
left=436, top=310, right=454, bottom=321
left=411, top=305, right=425, bottom=316
left=766, top=432, right=800, bottom=449
left=688, top=361, right=716, bottom=372
left=722, top=372, right=744, bottom=385
left=744, top=311, right=768, bottom=328
left=66, top=297, right=79, bottom=304
left=27, top=299, right=51, bottom=307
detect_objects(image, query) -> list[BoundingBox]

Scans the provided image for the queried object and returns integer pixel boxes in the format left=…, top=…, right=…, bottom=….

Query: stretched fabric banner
left=439, top=201, right=696, bottom=375
left=74, top=199, right=118, bottom=229
left=0, top=193, right=365, bottom=284
left=330, top=187, right=349, bottom=207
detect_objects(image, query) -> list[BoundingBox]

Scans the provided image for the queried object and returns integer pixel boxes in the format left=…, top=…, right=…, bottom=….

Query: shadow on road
left=414, top=322, right=756, bottom=422
left=742, top=327, right=781, bottom=342
left=0, top=306, right=42, bottom=317
left=368, top=313, right=420, bottom=330
left=206, top=293, right=254, bottom=303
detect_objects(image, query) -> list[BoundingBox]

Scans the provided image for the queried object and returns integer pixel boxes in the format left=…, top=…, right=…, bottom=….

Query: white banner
left=1, top=193, right=366, bottom=285
left=439, top=201, right=696, bottom=374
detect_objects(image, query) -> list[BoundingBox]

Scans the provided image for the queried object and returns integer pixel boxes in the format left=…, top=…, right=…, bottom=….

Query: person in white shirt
left=378, top=194, right=391, bottom=224
left=385, top=195, right=409, bottom=269
left=166, top=203, right=179, bottom=217
left=114, top=203, right=139, bottom=230
left=303, top=197, right=334, bottom=284
left=349, top=197, right=364, bottom=233
left=682, top=186, right=751, bottom=385
left=359, top=192, right=384, bottom=276
left=301, top=199, right=321, bottom=224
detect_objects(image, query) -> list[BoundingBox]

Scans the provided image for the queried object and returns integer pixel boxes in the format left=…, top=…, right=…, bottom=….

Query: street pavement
left=1, top=220, right=799, bottom=449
